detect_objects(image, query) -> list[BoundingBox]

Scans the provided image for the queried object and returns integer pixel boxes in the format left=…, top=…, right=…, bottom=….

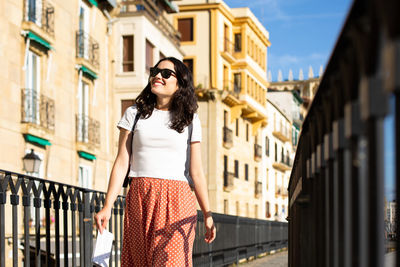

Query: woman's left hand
left=204, top=213, right=216, bottom=243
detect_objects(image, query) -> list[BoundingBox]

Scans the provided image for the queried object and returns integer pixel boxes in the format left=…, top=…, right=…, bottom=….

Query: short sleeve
left=117, top=106, right=137, bottom=131
left=191, top=113, right=202, bottom=142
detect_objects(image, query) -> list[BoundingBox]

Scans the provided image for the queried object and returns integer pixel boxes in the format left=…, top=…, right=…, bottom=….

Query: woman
left=95, top=57, right=216, bottom=266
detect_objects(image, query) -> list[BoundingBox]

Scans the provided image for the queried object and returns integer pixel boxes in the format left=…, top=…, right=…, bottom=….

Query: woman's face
left=150, top=60, right=179, bottom=100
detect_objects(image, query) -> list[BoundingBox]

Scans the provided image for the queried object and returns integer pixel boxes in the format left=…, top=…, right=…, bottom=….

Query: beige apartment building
left=0, top=0, right=118, bottom=192
left=168, top=0, right=271, bottom=218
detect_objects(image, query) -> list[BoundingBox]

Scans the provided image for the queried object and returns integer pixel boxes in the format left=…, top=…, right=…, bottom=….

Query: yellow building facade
left=0, top=0, right=118, bottom=192
left=169, top=0, right=271, bottom=218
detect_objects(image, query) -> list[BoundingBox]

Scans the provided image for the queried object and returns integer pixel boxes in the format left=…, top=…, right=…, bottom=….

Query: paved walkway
left=240, top=250, right=288, bottom=267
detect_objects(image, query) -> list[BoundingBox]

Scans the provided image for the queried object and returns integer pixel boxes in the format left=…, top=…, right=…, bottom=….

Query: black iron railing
left=24, top=0, right=55, bottom=37
left=288, top=0, right=400, bottom=266
left=223, top=127, right=233, bottom=148
left=119, top=0, right=181, bottom=46
left=76, top=114, right=100, bottom=146
left=21, top=89, right=55, bottom=131
left=76, top=30, right=100, bottom=69
left=0, top=170, right=287, bottom=266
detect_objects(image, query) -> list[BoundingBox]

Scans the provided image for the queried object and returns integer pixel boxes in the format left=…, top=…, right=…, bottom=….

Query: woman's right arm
left=95, top=128, right=132, bottom=234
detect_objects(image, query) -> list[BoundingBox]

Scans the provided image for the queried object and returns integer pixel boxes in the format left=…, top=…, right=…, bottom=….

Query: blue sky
left=224, top=0, right=353, bottom=81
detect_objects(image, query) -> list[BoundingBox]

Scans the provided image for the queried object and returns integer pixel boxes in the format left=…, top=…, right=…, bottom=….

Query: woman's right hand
left=94, top=206, right=112, bottom=234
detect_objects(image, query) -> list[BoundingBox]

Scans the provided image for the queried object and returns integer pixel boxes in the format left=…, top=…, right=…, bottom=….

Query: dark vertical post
left=62, top=188, right=69, bottom=267
left=83, top=191, right=92, bottom=267
left=70, top=190, right=77, bottom=267
left=114, top=199, right=119, bottom=266
left=54, top=188, right=61, bottom=266
left=0, top=174, right=9, bottom=267
left=78, top=193, right=84, bottom=267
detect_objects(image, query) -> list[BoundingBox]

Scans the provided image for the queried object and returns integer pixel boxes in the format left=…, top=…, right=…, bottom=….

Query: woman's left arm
left=190, top=141, right=216, bottom=243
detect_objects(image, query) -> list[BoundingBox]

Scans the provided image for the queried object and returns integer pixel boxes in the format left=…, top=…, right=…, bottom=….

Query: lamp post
left=23, top=149, right=42, bottom=175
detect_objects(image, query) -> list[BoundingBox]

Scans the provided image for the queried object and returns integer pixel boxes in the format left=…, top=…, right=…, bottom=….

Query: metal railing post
left=83, top=191, right=92, bottom=267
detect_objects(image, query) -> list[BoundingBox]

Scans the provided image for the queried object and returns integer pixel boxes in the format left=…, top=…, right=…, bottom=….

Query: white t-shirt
left=117, top=106, right=202, bottom=183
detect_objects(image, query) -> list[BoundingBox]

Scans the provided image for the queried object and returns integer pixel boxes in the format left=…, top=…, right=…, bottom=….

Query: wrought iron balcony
left=223, top=171, right=234, bottom=192
left=23, top=0, right=55, bottom=37
left=254, top=144, right=262, bottom=162
left=75, top=114, right=100, bottom=146
left=76, top=30, right=100, bottom=69
left=119, top=0, right=181, bottom=47
left=255, top=181, right=262, bottom=198
left=223, top=126, right=233, bottom=149
left=21, top=89, right=55, bottom=131
left=221, top=38, right=236, bottom=63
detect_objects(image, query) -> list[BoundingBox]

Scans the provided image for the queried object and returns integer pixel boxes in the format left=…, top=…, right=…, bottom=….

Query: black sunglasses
left=149, top=67, right=177, bottom=79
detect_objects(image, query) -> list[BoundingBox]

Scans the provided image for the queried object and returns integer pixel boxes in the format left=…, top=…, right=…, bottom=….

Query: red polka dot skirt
left=121, top=177, right=197, bottom=267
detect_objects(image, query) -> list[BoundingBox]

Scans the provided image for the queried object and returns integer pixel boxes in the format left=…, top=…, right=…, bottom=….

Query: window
left=266, top=168, right=269, bottom=190
left=121, top=99, right=135, bottom=116
left=234, top=33, right=242, bottom=52
left=79, top=165, right=92, bottom=189
left=275, top=142, right=278, bottom=161
left=234, top=160, right=239, bottom=178
left=24, top=50, right=41, bottom=123
left=183, top=58, right=193, bottom=74
left=224, top=111, right=228, bottom=127
left=246, top=203, right=249, bottom=217
left=255, top=204, right=258, bottom=218
left=77, top=80, right=89, bottom=142
left=275, top=204, right=279, bottom=217
left=122, top=35, right=134, bottom=72
left=159, top=52, right=165, bottom=60
left=235, top=119, right=239, bottom=136
left=266, top=201, right=270, bottom=218
left=234, top=73, right=241, bottom=94
left=178, top=18, right=193, bottom=42
left=244, top=163, right=249, bottom=181
left=246, top=123, right=249, bottom=141
left=265, top=136, right=270, bottom=156
left=224, top=199, right=229, bottom=214
left=145, top=39, right=154, bottom=71
left=236, top=201, right=240, bottom=216
left=224, top=155, right=228, bottom=172
left=255, top=167, right=258, bottom=181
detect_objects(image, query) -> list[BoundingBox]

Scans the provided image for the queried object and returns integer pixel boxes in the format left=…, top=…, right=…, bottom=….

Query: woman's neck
left=156, top=98, right=171, bottom=110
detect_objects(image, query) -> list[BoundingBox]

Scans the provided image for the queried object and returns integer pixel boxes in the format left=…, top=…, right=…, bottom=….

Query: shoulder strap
left=131, top=112, right=140, bottom=132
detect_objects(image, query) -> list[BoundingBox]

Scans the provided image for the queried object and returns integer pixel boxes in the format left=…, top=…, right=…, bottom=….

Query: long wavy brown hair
left=135, top=57, right=198, bottom=133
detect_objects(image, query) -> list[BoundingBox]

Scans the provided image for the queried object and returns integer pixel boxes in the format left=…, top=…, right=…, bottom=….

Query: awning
left=162, top=0, right=179, bottom=13
left=80, top=65, right=98, bottom=80
left=26, top=31, right=52, bottom=50
left=88, top=0, right=98, bottom=7
left=78, top=151, right=96, bottom=161
left=24, top=134, right=52, bottom=146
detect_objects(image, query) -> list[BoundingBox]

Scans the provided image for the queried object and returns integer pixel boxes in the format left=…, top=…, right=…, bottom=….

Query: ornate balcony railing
left=24, top=0, right=55, bottom=37
left=76, top=30, right=100, bottom=69
left=75, top=114, right=100, bottom=146
left=21, top=89, right=55, bottom=131
left=223, top=171, right=234, bottom=192
left=119, top=0, right=181, bottom=47
left=0, top=169, right=288, bottom=267
left=254, top=144, right=262, bottom=161
left=223, top=126, right=233, bottom=149
left=288, top=0, right=400, bottom=266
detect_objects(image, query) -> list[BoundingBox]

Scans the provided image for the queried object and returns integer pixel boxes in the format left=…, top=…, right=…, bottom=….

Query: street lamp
left=23, top=149, right=42, bottom=174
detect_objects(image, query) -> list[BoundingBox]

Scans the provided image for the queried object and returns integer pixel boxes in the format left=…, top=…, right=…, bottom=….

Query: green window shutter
left=24, top=134, right=52, bottom=146
left=80, top=65, right=98, bottom=80
left=78, top=151, right=97, bottom=161
left=27, top=31, right=52, bottom=50
left=88, top=0, right=98, bottom=7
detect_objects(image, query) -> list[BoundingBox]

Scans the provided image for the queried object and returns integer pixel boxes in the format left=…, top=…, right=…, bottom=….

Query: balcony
left=119, top=0, right=181, bottom=47
left=21, top=89, right=55, bottom=133
left=221, top=80, right=241, bottom=107
left=255, top=181, right=262, bottom=198
left=223, top=171, right=234, bottom=192
left=76, top=30, right=100, bottom=70
left=223, top=126, right=233, bottom=149
left=22, top=0, right=55, bottom=39
left=254, top=144, right=262, bottom=162
left=76, top=114, right=100, bottom=149
left=221, top=38, right=236, bottom=63
left=272, top=126, right=291, bottom=143
left=272, top=159, right=291, bottom=172
left=275, top=186, right=282, bottom=196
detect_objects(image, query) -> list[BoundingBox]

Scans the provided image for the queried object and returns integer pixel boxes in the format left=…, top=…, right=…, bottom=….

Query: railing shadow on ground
left=0, top=169, right=287, bottom=266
